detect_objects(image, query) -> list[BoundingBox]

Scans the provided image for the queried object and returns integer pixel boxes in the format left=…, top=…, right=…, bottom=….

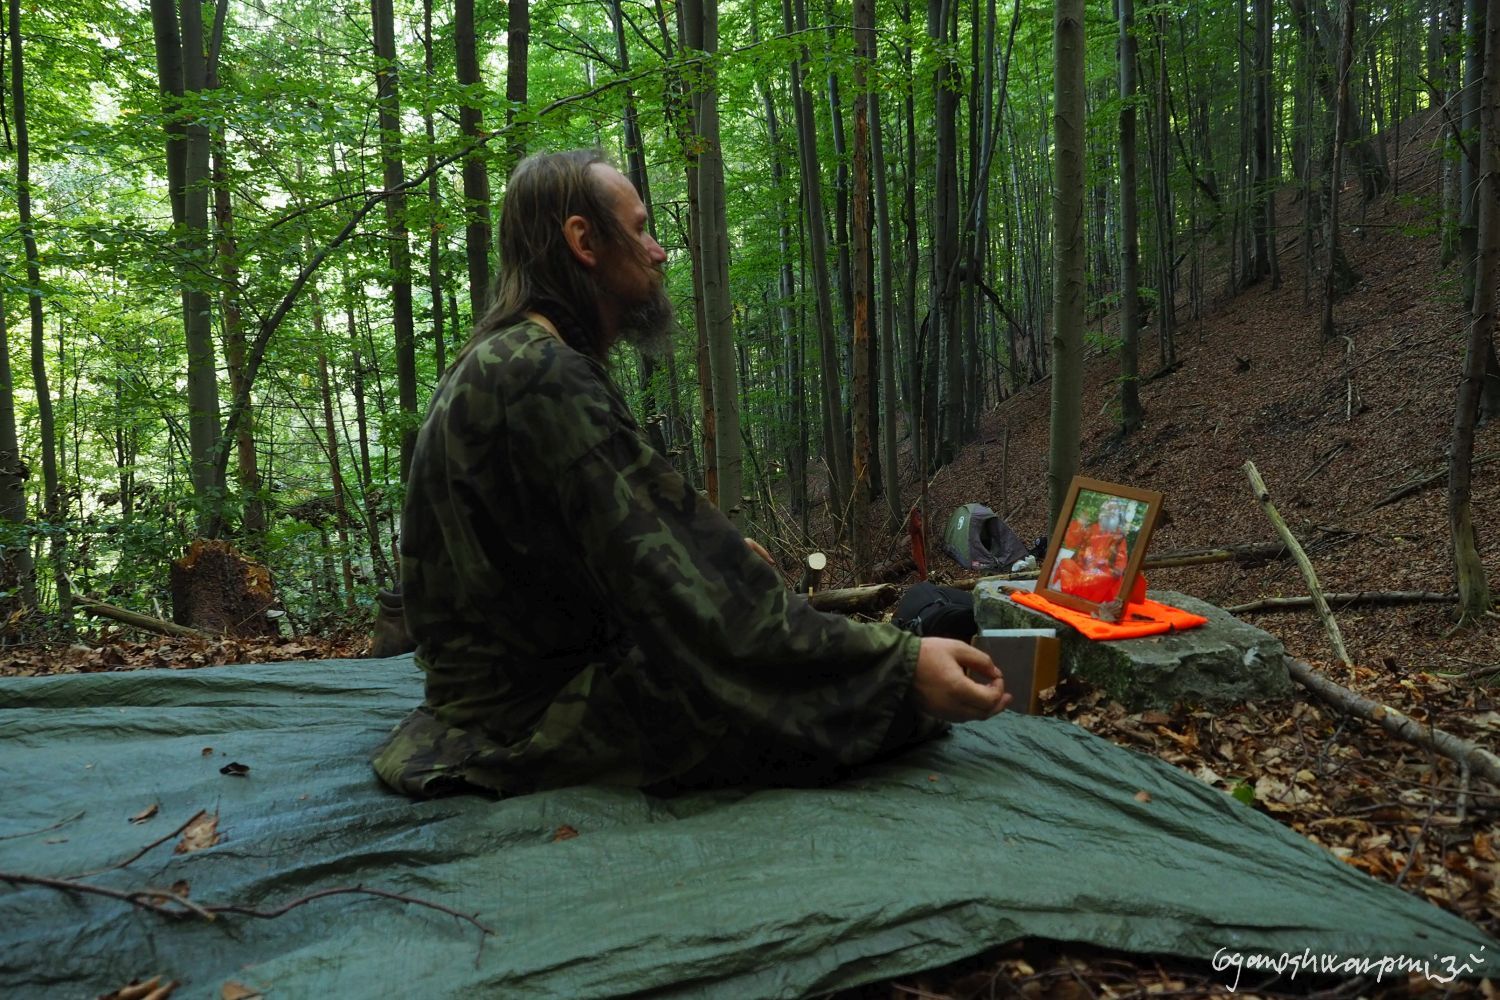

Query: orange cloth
left=1010, top=585, right=1209, bottom=641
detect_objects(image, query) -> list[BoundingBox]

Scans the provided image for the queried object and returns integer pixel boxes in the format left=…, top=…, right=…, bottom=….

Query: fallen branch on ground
left=0, top=871, right=495, bottom=937
left=1244, top=461, right=1352, bottom=668
left=1228, top=591, right=1457, bottom=614
left=1287, top=659, right=1500, bottom=787
left=1364, top=451, right=1500, bottom=512
left=806, top=583, right=897, bottom=615
left=75, top=595, right=213, bottom=640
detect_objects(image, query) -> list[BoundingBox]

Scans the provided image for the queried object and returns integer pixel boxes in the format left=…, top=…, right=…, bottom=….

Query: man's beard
left=616, top=284, right=677, bottom=358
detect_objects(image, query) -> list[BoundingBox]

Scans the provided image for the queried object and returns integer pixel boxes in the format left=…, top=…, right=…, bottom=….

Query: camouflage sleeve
left=540, top=369, right=925, bottom=765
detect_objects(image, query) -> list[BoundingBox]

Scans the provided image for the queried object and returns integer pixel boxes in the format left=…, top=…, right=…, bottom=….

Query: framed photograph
left=1035, top=477, right=1163, bottom=618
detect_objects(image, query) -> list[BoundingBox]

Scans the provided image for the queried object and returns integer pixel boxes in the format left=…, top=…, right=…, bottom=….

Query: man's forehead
left=589, top=162, right=643, bottom=214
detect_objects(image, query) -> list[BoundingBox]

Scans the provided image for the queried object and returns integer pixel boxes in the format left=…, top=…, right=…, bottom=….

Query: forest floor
left=4, top=112, right=1498, bottom=997
left=829, top=112, right=1500, bottom=997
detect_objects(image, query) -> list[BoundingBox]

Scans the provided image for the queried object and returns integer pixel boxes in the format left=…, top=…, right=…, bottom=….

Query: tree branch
left=0, top=871, right=495, bottom=937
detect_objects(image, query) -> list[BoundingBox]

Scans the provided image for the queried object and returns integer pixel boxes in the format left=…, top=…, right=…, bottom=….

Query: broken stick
left=1288, top=659, right=1500, bottom=787
left=1243, top=461, right=1351, bottom=668
left=806, top=583, right=898, bottom=616
left=75, top=595, right=212, bottom=640
left=1228, top=591, right=1457, bottom=614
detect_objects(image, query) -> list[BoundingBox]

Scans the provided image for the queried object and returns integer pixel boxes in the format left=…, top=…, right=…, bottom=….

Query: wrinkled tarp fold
left=0, top=656, right=1492, bottom=998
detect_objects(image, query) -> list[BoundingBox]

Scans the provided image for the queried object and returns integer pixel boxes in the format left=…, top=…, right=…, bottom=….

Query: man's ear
left=562, top=214, right=598, bottom=268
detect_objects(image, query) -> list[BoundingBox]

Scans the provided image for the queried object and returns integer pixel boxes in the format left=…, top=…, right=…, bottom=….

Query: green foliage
left=0, top=0, right=1444, bottom=629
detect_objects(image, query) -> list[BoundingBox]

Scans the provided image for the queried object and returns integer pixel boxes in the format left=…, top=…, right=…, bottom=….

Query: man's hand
left=744, top=538, right=775, bottom=568
left=912, top=637, right=1012, bottom=722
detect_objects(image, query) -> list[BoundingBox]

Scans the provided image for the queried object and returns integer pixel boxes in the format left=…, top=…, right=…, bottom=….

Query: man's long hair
left=473, top=149, right=634, bottom=361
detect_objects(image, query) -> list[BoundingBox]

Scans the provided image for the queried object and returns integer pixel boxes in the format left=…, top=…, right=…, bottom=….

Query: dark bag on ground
left=892, top=582, right=976, bottom=640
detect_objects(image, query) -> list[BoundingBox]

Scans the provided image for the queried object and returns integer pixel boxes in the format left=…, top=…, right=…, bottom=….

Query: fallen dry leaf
left=1253, top=775, right=1314, bottom=812
left=101, top=975, right=178, bottom=1000
left=174, top=812, right=221, bottom=855
left=200, top=747, right=213, bottom=757
left=552, top=824, right=579, bottom=842
left=218, top=762, right=250, bottom=777
left=220, top=981, right=262, bottom=1000
left=1133, top=790, right=1152, bottom=803
left=128, top=803, right=159, bottom=825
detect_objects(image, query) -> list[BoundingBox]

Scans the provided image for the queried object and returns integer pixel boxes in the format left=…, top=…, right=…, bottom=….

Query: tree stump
left=169, top=540, right=277, bottom=637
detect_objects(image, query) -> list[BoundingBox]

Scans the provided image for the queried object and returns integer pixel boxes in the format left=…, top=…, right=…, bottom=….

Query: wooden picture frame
left=1035, top=476, right=1163, bottom=617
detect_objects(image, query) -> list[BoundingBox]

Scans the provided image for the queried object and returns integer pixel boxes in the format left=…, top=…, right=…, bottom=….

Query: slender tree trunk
left=1441, top=0, right=1464, bottom=265
left=1117, top=0, right=1143, bottom=436
left=1323, top=0, right=1356, bottom=343
left=454, top=0, right=492, bottom=321
left=309, top=286, right=355, bottom=610
left=1450, top=0, right=1498, bottom=620
left=1461, top=0, right=1487, bottom=304
left=505, top=0, right=530, bottom=169
left=788, top=0, right=850, bottom=520
left=371, top=0, right=418, bottom=479
left=151, top=0, right=223, bottom=532
left=850, top=0, right=876, bottom=577
left=757, top=56, right=806, bottom=519
left=1252, top=0, right=1280, bottom=286
left=345, top=270, right=386, bottom=585
left=0, top=301, right=35, bottom=617
left=683, top=0, right=743, bottom=526
left=9, top=0, right=66, bottom=624
left=932, top=0, right=963, bottom=467
left=1050, top=0, right=1086, bottom=525
left=423, top=0, right=446, bottom=375
left=872, top=87, right=902, bottom=530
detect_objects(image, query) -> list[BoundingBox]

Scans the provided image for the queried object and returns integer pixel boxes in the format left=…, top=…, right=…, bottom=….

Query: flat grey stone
left=973, top=584, right=1294, bottom=710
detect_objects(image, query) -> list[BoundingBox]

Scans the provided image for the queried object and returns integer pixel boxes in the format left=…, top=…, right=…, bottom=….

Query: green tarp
left=1, top=656, right=1493, bottom=998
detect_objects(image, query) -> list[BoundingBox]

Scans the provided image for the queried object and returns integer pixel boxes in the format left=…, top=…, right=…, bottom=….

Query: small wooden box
left=972, top=629, right=1061, bottom=715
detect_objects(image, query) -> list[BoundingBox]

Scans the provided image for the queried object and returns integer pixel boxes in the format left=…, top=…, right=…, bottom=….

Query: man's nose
left=647, top=236, right=667, bottom=265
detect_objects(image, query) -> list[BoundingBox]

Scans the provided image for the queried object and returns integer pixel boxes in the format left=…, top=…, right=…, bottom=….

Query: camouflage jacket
left=373, top=319, right=933, bottom=798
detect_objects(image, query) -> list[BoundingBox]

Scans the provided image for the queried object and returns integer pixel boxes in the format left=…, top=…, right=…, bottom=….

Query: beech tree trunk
left=9, top=0, right=67, bottom=624
left=787, top=0, right=850, bottom=520
left=422, top=0, right=446, bottom=375
left=1049, top=0, right=1085, bottom=525
left=454, top=0, right=492, bottom=320
left=505, top=0, right=530, bottom=167
left=1449, top=0, right=1498, bottom=621
left=370, top=0, right=418, bottom=479
left=872, top=86, right=902, bottom=531
left=850, top=0, right=875, bottom=577
left=150, top=0, right=224, bottom=530
left=1116, top=0, right=1143, bottom=436
left=0, top=293, right=35, bottom=616
left=1322, top=0, right=1355, bottom=344
left=683, top=0, right=744, bottom=527
left=932, top=0, right=962, bottom=467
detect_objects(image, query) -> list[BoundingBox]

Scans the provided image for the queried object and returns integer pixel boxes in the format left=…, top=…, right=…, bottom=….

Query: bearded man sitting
left=373, top=149, right=1009, bottom=798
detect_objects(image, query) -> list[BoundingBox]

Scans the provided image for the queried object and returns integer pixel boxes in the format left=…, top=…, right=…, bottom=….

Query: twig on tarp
left=69, top=810, right=207, bottom=879
left=1243, top=461, right=1352, bottom=668
left=0, top=871, right=495, bottom=937
left=1228, top=591, right=1457, bottom=614
left=0, top=810, right=85, bottom=842
left=1287, top=659, right=1500, bottom=787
